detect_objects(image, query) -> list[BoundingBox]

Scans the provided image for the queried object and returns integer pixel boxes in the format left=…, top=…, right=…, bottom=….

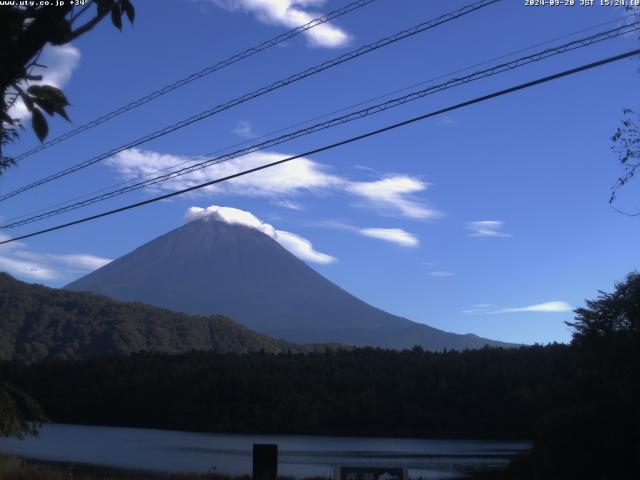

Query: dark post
left=253, top=443, right=278, bottom=480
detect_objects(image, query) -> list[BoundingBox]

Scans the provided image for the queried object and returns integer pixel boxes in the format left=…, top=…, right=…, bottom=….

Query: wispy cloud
left=428, top=271, right=455, bottom=277
left=348, top=176, right=441, bottom=219
left=109, top=149, right=343, bottom=197
left=497, top=301, right=573, bottom=313
left=435, top=116, right=456, bottom=127
left=466, top=220, right=511, bottom=238
left=462, top=301, right=572, bottom=315
left=232, top=120, right=257, bottom=139
left=15, top=252, right=114, bottom=272
left=0, top=256, right=57, bottom=281
left=275, top=230, right=336, bottom=264
left=109, top=149, right=438, bottom=220
left=313, top=220, right=419, bottom=248
left=273, top=200, right=304, bottom=210
left=359, top=228, right=419, bottom=247
left=0, top=234, right=110, bottom=282
left=209, top=0, right=351, bottom=48
left=186, top=205, right=335, bottom=264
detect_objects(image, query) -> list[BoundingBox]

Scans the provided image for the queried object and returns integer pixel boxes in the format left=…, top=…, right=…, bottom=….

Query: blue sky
left=2, top=0, right=639, bottom=344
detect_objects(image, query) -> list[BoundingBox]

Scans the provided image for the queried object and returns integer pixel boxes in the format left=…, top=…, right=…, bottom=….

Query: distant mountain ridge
left=0, top=273, right=302, bottom=363
left=66, top=215, right=513, bottom=350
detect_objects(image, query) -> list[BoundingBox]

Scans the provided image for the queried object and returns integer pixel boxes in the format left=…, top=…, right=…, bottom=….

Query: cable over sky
left=2, top=47, right=638, bottom=246
left=9, top=0, right=378, bottom=163
left=5, top=13, right=632, bottom=229
left=2, top=20, right=637, bottom=230
left=0, top=0, right=501, bottom=204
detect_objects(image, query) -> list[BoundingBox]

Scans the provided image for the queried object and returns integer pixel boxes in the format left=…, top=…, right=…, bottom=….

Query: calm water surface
left=0, top=424, right=530, bottom=479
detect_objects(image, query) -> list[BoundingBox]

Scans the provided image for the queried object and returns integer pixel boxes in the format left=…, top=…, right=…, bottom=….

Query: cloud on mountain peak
left=185, top=205, right=335, bottom=264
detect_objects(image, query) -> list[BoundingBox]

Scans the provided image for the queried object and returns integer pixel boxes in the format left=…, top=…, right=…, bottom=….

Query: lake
left=0, top=424, right=530, bottom=479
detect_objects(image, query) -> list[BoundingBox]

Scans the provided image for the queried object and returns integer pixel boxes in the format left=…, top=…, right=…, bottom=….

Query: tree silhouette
left=0, top=0, right=135, bottom=174
left=568, top=271, right=640, bottom=342
left=0, top=383, right=47, bottom=439
left=609, top=7, right=640, bottom=213
left=611, top=109, right=640, bottom=214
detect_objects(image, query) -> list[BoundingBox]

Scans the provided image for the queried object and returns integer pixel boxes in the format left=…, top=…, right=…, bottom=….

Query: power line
left=0, top=0, right=500, bottom=204
left=1, top=47, right=638, bottom=246
left=10, top=0, right=378, bottom=163
left=3, top=21, right=638, bottom=229
left=4, top=14, right=629, bottom=228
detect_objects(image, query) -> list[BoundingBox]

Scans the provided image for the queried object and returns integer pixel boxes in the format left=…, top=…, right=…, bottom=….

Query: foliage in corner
left=610, top=109, right=640, bottom=212
left=0, top=382, right=47, bottom=439
left=0, top=0, right=135, bottom=173
left=568, top=271, right=640, bottom=342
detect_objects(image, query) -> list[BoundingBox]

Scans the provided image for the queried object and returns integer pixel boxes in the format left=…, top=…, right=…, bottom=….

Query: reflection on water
left=0, top=424, right=529, bottom=479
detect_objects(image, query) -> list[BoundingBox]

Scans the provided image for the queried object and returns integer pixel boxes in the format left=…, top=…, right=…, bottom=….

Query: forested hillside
left=0, top=273, right=298, bottom=362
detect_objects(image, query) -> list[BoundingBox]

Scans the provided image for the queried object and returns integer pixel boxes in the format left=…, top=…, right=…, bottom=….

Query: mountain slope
left=66, top=216, right=512, bottom=350
left=0, top=272, right=298, bottom=363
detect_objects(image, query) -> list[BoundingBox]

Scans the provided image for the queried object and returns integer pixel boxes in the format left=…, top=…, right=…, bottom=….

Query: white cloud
left=275, top=230, right=335, bottom=264
left=186, top=205, right=277, bottom=236
left=7, top=44, right=81, bottom=121
left=273, top=200, right=304, bottom=210
left=359, top=228, right=419, bottom=247
left=314, top=221, right=420, bottom=248
left=348, top=176, right=441, bottom=219
left=0, top=256, right=58, bottom=281
left=497, top=301, right=573, bottom=314
left=38, top=44, right=81, bottom=89
left=435, top=116, right=456, bottom=127
left=185, top=205, right=335, bottom=264
left=462, top=301, right=572, bottom=315
left=54, top=254, right=111, bottom=271
left=0, top=234, right=110, bottom=282
left=110, top=148, right=343, bottom=197
left=19, top=252, right=113, bottom=271
left=0, top=233, right=23, bottom=250
left=428, top=271, right=455, bottom=277
left=466, top=220, right=511, bottom=238
left=109, top=149, right=437, bottom=220
left=210, top=0, right=351, bottom=48
left=232, top=120, right=257, bottom=139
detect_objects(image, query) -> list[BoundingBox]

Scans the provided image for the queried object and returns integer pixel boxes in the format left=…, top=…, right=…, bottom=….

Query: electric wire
left=2, top=20, right=638, bottom=230
left=1, top=47, right=638, bottom=246
left=5, top=14, right=628, bottom=227
left=0, top=0, right=501, bottom=203
left=10, top=0, right=378, bottom=162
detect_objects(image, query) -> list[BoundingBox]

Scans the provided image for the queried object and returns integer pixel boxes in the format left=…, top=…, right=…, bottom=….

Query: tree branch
left=69, top=1, right=95, bottom=24
left=65, top=9, right=110, bottom=42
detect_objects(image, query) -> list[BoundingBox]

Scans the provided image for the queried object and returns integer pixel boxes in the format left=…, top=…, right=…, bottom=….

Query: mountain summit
left=66, top=208, right=510, bottom=350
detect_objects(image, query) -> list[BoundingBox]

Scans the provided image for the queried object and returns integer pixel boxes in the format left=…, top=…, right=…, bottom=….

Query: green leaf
left=121, top=0, right=135, bottom=24
left=27, top=85, right=70, bottom=108
left=31, top=108, right=48, bottom=142
left=27, top=86, right=71, bottom=122
left=32, top=98, right=55, bottom=116
left=95, top=0, right=113, bottom=15
left=111, top=5, right=122, bottom=30
left=18, top=91, right=34, bottom=112
left=57, top=107, right=71, bottom=122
